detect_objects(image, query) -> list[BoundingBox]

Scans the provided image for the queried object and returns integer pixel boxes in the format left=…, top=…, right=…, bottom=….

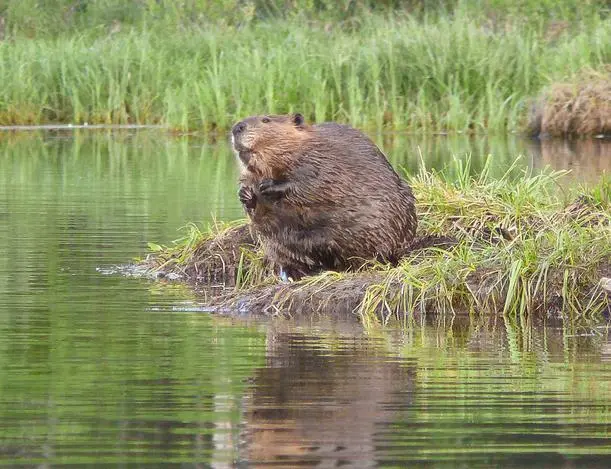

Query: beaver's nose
left=232, top=121, right=246, bottom=136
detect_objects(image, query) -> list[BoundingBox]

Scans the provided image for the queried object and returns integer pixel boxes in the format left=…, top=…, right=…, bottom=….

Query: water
left=0, top=130, right=610, bottom=467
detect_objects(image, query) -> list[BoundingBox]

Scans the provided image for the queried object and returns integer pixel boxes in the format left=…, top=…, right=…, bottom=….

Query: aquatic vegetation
left=0, top=8, right=609, bottom=132
left=143, top=158, right=611, bottom=324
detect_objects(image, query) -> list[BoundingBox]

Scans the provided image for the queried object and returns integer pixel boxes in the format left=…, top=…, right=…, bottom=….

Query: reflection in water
left=376, top=133, right=533, bottom=176
left=235, top=320, right=611, bottom=468
left=240, top=330, right=415, bottom=468
left=529, top=138, right=611, bottom=183
left=374, top=132, right=611, bottom=185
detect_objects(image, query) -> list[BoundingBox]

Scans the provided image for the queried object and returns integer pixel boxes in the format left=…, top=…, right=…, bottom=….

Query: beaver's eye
left=262, top=117, right=271, bottom=123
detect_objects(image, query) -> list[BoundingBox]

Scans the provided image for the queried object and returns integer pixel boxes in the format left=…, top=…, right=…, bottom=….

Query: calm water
left=1, top=130, right=610, bottom=468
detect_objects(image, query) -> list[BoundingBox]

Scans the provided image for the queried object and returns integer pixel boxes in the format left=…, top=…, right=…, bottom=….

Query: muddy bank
left=210, top=245, right=610, bottom=324
left=143, top=228, right=610, bottom=323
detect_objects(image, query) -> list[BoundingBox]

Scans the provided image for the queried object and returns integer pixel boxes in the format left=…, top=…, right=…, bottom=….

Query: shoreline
left=1, top=125, right=609, bottom=140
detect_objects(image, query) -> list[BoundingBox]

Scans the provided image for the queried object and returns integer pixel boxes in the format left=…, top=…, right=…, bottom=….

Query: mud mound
left=138, top=169, right=610, bottom=324
left=146, top=224, right=267, bottom=285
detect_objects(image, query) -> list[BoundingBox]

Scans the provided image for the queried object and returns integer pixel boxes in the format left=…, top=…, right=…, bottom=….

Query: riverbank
left=141, top=159, right=611, bottom=324
left=0, top=9, right=609, bottom=133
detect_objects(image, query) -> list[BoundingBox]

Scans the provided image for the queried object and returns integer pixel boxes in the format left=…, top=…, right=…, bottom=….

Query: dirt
left=145, top=224, right=266, bottom=285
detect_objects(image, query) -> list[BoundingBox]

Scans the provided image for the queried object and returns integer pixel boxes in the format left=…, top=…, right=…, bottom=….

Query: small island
left=142, top=158, right=610, bottom=324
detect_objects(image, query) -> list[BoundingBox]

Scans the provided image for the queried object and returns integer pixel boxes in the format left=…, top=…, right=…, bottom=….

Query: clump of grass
left=529, top=68, right=611, bottom=138
left=144, top=220, right=269, bottom=288
left=143, top=158, right=610, bottom=324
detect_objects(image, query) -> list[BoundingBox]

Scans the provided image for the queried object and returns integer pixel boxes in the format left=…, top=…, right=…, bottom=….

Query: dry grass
left=529, top=68, right=611, bottom=138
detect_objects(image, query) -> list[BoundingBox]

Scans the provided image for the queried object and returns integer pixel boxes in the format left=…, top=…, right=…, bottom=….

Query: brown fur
left=232, top=113, right=417, bottom=279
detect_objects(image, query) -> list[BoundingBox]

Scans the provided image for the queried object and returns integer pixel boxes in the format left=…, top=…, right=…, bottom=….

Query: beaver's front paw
left=238, top=186, right=256, bottom=210
left=259, top=179, right=288, bottom=200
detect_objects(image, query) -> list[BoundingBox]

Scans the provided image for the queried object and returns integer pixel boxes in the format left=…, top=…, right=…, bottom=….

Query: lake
left=0, top=130, right=610, bottom=467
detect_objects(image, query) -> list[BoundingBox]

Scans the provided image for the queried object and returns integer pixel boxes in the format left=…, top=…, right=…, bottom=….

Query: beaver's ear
left=293, top=113, right=305, bottom=127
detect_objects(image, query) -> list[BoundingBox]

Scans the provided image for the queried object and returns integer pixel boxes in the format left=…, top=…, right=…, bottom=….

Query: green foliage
left=358, top=163, right=610, bottom=323
left=481, top=0, right=610, bottom=21
left=0, top=0, right=608, bottom=37
left=0, top=10, right=609, bottom=132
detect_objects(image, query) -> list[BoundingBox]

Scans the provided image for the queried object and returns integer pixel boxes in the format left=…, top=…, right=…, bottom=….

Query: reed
left=0, top=9, right=609, bottom=133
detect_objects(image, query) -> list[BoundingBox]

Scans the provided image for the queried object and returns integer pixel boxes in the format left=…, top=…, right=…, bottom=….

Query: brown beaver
left=232, top=113, right=417, bottom=280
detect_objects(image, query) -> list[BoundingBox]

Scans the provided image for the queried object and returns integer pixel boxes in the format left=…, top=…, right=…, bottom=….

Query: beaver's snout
left=232, top=121, right=247, bottom=136
left=231, top=120, right=251, bottom=155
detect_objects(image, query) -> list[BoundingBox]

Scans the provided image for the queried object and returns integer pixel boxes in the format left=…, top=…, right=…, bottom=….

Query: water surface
left=0, top=131, right=610, bottom=467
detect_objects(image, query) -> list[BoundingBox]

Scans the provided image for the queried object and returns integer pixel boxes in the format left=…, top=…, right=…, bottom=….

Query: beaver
left=232, top=113, right=417, bottom=280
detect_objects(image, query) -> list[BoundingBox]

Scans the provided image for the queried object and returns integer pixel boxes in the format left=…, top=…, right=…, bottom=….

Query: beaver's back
left=311, top=122, right=405, bottom=191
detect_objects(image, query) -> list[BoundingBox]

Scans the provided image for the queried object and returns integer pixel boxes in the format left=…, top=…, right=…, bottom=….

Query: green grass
left=146, top=157, right=610, bottom=324
left=360, top=159, right=610, bottom=323
left=0, top=8, right=609, bottom=132
left=2, top=1, right=607, bottom=37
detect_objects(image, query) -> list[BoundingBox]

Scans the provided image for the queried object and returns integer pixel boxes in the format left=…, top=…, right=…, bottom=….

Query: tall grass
left=0, top=10, right=609, bottom=132
left=1, top=0, right=607, bottom=37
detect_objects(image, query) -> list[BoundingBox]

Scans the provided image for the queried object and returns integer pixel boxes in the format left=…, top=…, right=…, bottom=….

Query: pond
left=0, top=130, right=610, bottom=467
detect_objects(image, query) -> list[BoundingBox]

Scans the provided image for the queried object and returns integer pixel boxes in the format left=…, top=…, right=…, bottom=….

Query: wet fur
left=232, top=114, right=417, bottom=280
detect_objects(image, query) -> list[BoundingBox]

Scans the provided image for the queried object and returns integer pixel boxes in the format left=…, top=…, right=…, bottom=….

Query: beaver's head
left=231, top=113, right=310, bottom=176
